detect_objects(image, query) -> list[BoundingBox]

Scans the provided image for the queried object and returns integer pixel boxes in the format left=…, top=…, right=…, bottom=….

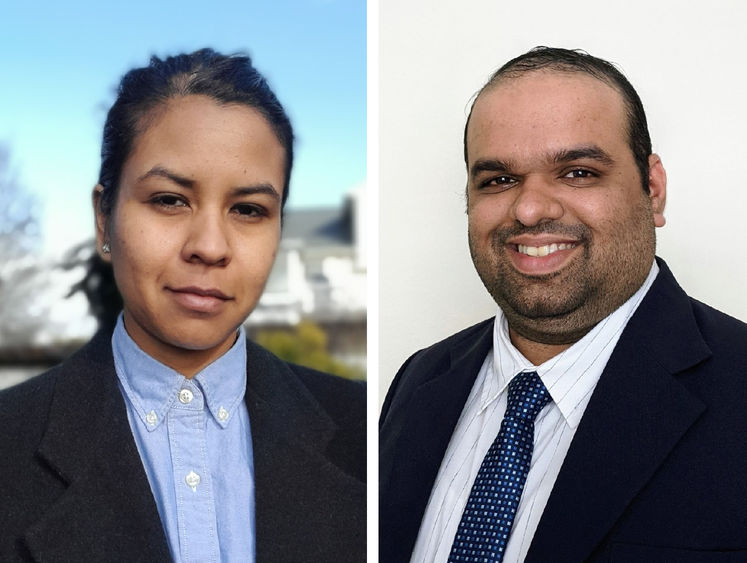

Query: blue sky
left=1, top=0, right=365, bottom=256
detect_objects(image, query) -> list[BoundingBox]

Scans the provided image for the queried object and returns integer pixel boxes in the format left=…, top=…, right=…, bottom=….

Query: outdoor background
left=379, top=0, right=747, bottom=402
left=0, top=0, right=366, bottom=386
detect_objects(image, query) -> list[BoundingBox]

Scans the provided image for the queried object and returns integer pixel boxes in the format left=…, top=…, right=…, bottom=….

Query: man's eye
left=490, top=175, right=514, bottom=184
left=480, top=175, right=516, bottom=189
left=565, top=169, right=595, bottom=179
left=561, top=168, right=600, bottom=186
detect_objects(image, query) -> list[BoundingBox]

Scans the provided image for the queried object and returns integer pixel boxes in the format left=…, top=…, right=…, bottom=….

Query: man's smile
left=516, top=242, right=578, bottom=257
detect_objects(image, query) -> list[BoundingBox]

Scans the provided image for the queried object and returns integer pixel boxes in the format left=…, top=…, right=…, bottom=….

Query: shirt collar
left=112, top=314, right=247, bottom=431
left=487, top=260, right=660, bottom=428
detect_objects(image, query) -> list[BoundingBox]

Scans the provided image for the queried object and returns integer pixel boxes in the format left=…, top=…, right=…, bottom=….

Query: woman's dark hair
left=98, top=48, right=294, bottom=215
left=82, top=48, right=294, bottom=329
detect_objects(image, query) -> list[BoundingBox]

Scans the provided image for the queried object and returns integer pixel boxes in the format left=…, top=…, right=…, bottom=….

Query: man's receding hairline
left=475, top=66, right=627, bottom=112
left=466, top=66, right=635, bottom=165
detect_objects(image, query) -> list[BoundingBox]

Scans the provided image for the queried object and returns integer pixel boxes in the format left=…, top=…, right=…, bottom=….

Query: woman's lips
left=167, top=286, right=231, bottom=313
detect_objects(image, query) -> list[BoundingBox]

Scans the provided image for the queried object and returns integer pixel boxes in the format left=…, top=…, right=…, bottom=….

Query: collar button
left=178, top=389, right=194, bottom=404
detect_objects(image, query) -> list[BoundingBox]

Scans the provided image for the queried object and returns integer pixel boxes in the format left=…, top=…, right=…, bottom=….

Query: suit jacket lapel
left=383, top=322, right=494, bottom=560
left=526, top=260, right=711, bottom=562
left=25, top=333, right=363, bottom=562
left=246, top=341, right=365, bottom=561
left=24, top=331, right=170, bottom=562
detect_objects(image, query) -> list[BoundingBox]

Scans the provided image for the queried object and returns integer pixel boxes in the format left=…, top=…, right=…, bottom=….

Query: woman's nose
left=181, top=210, right=232, bottom=266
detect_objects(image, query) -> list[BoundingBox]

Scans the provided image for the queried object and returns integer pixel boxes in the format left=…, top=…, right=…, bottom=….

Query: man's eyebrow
left=470, top=146, right=615, bottom=182
left=139, top=165, right=280, bottom=201
left=469, top=159, right=513, bottom=181
left=552, top=145, right=615, bottom=166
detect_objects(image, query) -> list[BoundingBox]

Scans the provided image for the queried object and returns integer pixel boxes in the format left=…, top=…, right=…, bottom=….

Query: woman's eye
left=151, top=194, right=187, bottom=208
left=232, top=203, right=266, bottom=218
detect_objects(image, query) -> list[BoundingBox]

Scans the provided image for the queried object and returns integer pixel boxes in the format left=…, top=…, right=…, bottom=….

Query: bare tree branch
left=0, top=143, right=48, bottom=346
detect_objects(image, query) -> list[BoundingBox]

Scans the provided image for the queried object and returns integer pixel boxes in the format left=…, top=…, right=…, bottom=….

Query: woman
left=0, top=49, right=365, bottom=562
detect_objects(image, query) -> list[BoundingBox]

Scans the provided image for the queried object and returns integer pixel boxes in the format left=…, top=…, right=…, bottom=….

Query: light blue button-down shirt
left=112, top=315, right=255, bottom=563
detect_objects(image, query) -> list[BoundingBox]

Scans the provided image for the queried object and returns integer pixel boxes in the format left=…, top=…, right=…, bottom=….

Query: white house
left=246, top=187, right=367, bottom=368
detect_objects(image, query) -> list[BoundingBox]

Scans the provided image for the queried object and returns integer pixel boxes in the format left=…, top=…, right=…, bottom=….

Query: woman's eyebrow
left=139, top=165, right=280, bottom=201
left=138, top=165, right=194, bottom=188
left=232, top=185, right=281, bottom=201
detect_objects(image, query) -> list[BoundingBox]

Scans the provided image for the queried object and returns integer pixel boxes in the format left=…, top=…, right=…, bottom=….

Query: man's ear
left=92, top=184, right=112, bottom=262
left=648, top=154, right=667, bottom=228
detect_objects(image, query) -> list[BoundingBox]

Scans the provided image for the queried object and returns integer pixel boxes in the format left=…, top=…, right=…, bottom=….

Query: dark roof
left=282, top=205, right=352, bottom=246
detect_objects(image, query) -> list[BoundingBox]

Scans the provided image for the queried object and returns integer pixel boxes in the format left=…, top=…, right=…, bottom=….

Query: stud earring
left=102, top=242, right=111, bottom=254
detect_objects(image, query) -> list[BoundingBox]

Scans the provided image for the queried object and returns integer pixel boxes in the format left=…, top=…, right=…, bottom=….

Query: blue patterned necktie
left=448, top=371, right=551, bottom=563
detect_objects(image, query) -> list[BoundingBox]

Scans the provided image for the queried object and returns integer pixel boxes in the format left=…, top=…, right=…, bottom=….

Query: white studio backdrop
left=378, top=0, right=747, bottom=404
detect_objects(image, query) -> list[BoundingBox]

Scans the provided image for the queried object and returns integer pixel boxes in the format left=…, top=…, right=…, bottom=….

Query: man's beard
left=470, top=221, right=594, bottom=318
left=468, top=216, right=654, bottom=345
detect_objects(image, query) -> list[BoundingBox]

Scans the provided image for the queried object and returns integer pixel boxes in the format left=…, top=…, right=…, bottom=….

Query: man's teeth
left=517, top=243, right=576, bottom=257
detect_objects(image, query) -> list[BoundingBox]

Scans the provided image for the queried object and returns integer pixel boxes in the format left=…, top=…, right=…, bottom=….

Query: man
left=380, top=47, right=747, bottom=562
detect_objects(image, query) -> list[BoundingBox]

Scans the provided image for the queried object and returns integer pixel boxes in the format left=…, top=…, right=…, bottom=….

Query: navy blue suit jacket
left=0, top=331, right=366, bottom=562
left=380, top=260, right=747, bottom=562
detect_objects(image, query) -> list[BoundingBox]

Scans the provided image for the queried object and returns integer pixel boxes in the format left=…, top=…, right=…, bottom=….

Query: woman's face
left=95, top=95, right=285, bottom=375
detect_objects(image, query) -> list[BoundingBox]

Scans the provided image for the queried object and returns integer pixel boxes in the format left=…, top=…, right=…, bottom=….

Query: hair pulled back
left=80, top=48, right=293, bottom=329
left=98, top=48, right=294, bottom=215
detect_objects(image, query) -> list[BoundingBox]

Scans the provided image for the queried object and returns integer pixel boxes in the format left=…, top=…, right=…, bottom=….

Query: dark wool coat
left=0, top=331, right=366, bottom=562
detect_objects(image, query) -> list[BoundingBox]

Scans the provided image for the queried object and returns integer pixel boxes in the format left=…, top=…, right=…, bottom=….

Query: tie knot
left=505, top=371, right=551, bottom=421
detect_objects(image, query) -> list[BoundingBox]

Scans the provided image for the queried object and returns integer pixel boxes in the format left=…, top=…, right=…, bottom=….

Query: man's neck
left=508, top=327, right=576, bottom=365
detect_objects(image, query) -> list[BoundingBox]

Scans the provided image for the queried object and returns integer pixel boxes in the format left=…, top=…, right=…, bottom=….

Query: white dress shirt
left=410, top=262, right=659, bottom=563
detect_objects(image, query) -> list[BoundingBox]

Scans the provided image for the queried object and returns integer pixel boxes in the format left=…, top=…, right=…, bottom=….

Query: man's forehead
left=475, top=69, right=624, bottom=114
left=466, top=70, right=629, bottom=160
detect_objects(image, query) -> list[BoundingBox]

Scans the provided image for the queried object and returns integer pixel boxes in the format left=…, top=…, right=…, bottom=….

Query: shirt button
left=146, top=410, right=158, bottom=426
left=186, top=470, right=201, bottom=490
left=178, top=389, right=194, bottom=404
left=218, top=407, right=229, bottom=422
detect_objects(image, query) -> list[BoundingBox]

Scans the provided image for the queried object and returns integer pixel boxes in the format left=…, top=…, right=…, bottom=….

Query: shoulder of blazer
left=244, top=339, right=365, bottom=431
left=673, top=294, right=747, bottom=408
left=380, top=317, right=494, bottom=422
left=289, top=362, right=367, bottom=471
left=244, top=339, right=366, bottom=480
left=406, top=318, right=495, bottom=370
left=689, top=296, right=747, bottom=353
left=243, top=339, right=366, bottom=562
left=0, top=330, right=170, bottom=562
left=0, top=369, right=60, bottom=560
left=286, top=361, right=366, bottom=429
left=0, top=330, right=112, bottom=484
left=0, top=364, right=59, bottom=434
left=288, top=359, right=367, bottom=483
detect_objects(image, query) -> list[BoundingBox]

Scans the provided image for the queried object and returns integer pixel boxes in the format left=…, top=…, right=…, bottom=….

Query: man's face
left=466, top=71, right=666, bottom=347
